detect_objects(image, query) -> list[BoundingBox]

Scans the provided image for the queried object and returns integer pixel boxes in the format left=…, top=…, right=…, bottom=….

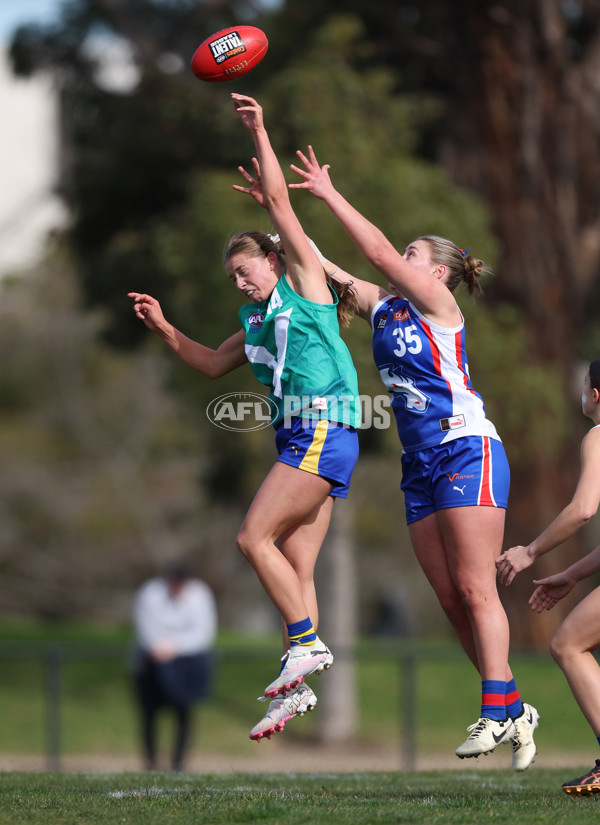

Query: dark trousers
left=134, top=662, right=194, bottom=771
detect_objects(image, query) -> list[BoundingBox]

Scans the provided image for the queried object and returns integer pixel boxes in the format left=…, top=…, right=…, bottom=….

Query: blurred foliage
left=0, top=252, right=258, bottom=623
left=460, top=299, right=573, bottom=468
left=8, top=2, right=578, bottom=464
left=5, top=0, right=597, bottom=637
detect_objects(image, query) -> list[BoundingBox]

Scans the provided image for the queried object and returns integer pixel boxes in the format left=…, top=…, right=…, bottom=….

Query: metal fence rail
left=0, top=641, right=553, bottom=772
left=1, top=641, right=133, bottom=771
left=0, top=640, right=423, bottom=771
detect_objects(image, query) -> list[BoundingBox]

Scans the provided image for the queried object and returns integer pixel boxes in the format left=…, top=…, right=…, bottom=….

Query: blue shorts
left=275, top=417, right=359, bottom=499
left=401, top=436, right=510, bottom=524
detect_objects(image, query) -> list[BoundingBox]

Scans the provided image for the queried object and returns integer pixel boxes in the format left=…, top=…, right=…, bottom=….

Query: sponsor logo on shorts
left=206, top=392, right=277, bottom=431
left=209, top=31, right=247, bottom=64
left=446, top=473, right=474, bottom=485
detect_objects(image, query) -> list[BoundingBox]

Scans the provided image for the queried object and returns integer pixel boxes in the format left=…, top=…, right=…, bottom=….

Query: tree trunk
left=315, top=499, right=358, bottom=742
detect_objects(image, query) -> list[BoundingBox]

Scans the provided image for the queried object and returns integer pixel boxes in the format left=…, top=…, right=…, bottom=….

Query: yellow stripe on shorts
left=298, top=419, right=329, bottom=476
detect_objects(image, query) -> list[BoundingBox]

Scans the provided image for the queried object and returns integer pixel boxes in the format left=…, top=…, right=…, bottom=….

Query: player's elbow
left=579, top=507, right=598, bottom=525
left=573, top=501, right=599, bottom=525
left=264, top=188, right=288, bottom=213
left=188, top=354, right=222, bottom=379
left=204, top=360, right=228, bottom=379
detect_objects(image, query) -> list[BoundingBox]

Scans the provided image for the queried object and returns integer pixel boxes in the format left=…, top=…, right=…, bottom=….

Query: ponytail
left=326, top=273, right=358, bottom=329
left=418, top=235, right=491, bottom=297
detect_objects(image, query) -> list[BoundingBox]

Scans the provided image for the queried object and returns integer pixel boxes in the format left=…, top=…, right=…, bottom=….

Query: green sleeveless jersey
left=238, top=274, right=361, bottom=429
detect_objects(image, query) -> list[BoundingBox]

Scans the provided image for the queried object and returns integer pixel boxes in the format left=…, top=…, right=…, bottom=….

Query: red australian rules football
left=191, top=25, right=268, bottom=83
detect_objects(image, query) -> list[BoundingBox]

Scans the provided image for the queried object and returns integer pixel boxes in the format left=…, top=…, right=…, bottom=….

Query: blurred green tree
left=0, top=249, right=200, bottom=617
left=10, top=0, right=595, bottom=645
left=9, top=3, right=498, bottom=503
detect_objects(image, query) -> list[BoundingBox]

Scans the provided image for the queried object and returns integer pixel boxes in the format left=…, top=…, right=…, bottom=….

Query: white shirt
left=133, top=577, right=217, bottom=656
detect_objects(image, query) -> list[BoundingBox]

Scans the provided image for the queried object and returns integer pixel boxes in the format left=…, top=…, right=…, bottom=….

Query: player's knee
left=549, top=631, right=567, bottom=667
left=236, top=526, right=255, bottom=561
left=457, top=584, right=492, bottom=615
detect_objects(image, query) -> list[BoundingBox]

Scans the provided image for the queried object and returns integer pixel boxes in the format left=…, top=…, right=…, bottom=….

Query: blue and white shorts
left=400, top=435, right=510, bottom=524
left=275, top=417, right=359, bottom=499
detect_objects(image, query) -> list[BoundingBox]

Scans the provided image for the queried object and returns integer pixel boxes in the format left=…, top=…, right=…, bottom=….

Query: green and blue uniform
left=239, top=273, right=360, bottom=497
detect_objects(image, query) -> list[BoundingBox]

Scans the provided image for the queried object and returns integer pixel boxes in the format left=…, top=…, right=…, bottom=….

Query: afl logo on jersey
left=248, top=312, right=264, bottom=327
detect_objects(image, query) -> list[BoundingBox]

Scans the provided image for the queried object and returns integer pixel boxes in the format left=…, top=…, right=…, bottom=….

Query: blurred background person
left=132, top=560, right=217, bottom=772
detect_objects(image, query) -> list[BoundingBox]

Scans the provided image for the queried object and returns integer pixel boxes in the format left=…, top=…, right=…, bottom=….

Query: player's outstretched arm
left=128, top=292, right=247, bottom=378
left=290, top=145, right=458, bottom=325
left=232, top=162, right=382, bottom=322
left=231, top=93, right=331, bottom=305
left=496, top=427, right=600, bottom=586
left=305, top=236, right=386, bottom=322
left=290, top=145, right=397, bottom=270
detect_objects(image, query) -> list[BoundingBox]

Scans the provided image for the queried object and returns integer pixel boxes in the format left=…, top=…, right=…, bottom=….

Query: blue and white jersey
left=371, top=295, right=500, bottom=452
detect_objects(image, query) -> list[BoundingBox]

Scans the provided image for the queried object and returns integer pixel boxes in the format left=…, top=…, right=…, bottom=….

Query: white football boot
left=249, top=683, right=317, bottom=741
left=511, top=703, right=540, bottom=771
left=455, top=716, right=514, bottom=758
left=263, top=636, right=333, bottom=699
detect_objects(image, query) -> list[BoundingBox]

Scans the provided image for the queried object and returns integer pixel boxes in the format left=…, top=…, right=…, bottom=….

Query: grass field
left=3, top=622, right=600, bottom=823
left=1, top=769, right=599, bottom=824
